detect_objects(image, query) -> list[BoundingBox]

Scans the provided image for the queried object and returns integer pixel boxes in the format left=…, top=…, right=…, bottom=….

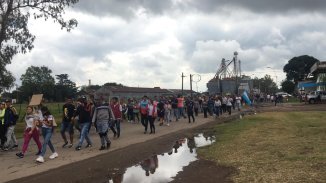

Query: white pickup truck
left=307, top=91, right=326, bottom=104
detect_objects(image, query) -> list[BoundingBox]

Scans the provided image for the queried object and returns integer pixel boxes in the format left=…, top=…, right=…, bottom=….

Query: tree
left=0, top=69, right=15, bottom=93
left=281, top=80, right=295, bottom=94
left=252, top=75, right=278, bottom=94
left=20, top=66, right=55, bottom=101
left=55, top=74, right=77, bottom=101
left=103, top=82, right=125, bottom=87
left=0, top=0, right=79, bottom=92
left=283, top=55, right=319, bottom=84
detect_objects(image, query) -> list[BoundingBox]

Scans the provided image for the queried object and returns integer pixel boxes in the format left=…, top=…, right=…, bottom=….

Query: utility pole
left=181, top=72, right=186, bottom=96
left=190, top=74, right=193, bottom=98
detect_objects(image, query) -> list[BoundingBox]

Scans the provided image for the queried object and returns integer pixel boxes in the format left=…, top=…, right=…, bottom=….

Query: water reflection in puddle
left=107, top=133, right=216, bottom=183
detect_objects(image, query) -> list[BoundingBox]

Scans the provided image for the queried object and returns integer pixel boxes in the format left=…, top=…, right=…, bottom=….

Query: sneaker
left=62, top=142, right=68, bottom=148
left=99, top=146, right=106, bottom=150
left=68, top=144, right=73, bottom=148
left=36, top=156, right=45, bottom=163
left=35, top=150, right=42, bottom=156
left=75, top=146, right=81, bottom=151
left=3, top=147, right=8, bottom=151
left=49, top=152, right=58, bottom=159
left=13, top=144, right=18, bottom=148
left=16, top=152, right=24, bottom=158
left=85, top=144, right=92, bottom=148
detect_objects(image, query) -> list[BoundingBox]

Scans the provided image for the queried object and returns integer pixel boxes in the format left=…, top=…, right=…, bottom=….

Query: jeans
left=227, top=106, right=232, bottom=115
left=148, top=116, right=155, bottom=133
left=78, top=123, right=92, bottom=147
left=172, top=108, right=179, bottom=121
left=4, top=125, right=17, bottom=148
left=214, top=106, right=220, bottom=117
left=113, top=119, right=121, bottom=137
left=41, top=127, right=55, bottom=157
left=60, top=121, right=74, bottom=134
left=203, top=107, right=208, bottom=118
left=178, top=107, right=186, bottom=118
left=141, top=114, right=148, bottom=132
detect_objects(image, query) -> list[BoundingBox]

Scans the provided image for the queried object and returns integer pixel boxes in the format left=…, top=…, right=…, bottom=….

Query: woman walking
left=147, top=100, right=157, bottom=134
left=36, top=107, right=58, bottom=163
left=16, top=106, right=42, bottom=158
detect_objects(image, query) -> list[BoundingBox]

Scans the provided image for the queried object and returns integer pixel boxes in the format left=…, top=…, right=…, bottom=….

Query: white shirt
left=148, top=104, right=157, bottom=116
left=42, top=115, right=54, bottom=128
left=214, top=100, right=221, bottom=107
left=25, top=114, right=35, bottom=128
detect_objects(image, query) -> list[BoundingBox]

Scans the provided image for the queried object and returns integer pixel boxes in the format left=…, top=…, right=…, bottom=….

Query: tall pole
left=181, top=72, right=186, bottom=96
left=190, top=74, right=193, bottom=98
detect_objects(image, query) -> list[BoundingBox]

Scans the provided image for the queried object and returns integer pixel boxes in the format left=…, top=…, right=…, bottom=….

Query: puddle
left=107, top=133, right=216, bottom=183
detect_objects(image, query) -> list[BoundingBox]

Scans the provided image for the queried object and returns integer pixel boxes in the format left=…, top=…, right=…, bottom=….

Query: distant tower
left=88, top=79, right=91, bottom=86
left=233, top=51, right=241, bottom=78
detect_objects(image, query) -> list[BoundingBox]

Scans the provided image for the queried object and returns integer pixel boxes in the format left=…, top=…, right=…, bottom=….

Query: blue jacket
left=4, top=107, right=17, bottom=126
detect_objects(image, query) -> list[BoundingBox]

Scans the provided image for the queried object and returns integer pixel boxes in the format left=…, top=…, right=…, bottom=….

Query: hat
left=5, top=99, right=11, bottom=103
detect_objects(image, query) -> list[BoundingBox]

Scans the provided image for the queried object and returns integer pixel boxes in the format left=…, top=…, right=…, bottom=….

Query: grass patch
left=198, top=111, right=326, bottom=182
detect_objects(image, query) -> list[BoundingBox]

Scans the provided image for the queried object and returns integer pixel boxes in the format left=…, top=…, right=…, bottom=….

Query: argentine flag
left=242, top=90, right=252, bottom=106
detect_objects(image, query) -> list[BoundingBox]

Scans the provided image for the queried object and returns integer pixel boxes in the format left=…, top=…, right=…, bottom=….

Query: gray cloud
left=74, top=0, right=326, bottom=19
left=75, top=0, right=173, bottom=19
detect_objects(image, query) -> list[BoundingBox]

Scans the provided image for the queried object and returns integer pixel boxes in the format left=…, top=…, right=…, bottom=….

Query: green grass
left=14, top=102, right=64, bottom=138
left=198, top=111, right=326, bottom=183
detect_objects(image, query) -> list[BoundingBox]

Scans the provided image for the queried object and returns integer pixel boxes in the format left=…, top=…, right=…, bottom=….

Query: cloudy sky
left=7, top=0, right=326, bottom=92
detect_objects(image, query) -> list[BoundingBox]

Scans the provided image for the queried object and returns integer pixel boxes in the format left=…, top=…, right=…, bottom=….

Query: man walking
left=3, top=99, right=18, bottom=150
left=110, top=97, right=122, bottom=138
left=61, top=98, right=75, bottom=148
left=92, top=100, right=115, bottom=150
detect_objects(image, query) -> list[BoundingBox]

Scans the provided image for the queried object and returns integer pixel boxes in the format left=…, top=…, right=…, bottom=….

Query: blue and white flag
left=242, top=90, right=252, bottom=105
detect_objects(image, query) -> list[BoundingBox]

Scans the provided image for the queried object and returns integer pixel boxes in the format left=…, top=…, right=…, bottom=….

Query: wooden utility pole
left=190, top=74, right=193, bottom=98
left=181, top=72, right=186, bottom=96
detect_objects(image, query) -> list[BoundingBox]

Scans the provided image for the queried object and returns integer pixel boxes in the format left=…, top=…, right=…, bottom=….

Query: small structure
left=310, top=61, right=326, bottom=91
left=299, top=61, right=326, bottom=92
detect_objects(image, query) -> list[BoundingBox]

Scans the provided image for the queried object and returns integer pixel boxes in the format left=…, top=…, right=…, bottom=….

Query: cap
left=5, top=99, right=11, bottom=103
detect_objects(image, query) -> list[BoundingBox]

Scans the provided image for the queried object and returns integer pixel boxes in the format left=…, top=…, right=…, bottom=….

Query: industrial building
left=207, top=52, right=253, bottom=95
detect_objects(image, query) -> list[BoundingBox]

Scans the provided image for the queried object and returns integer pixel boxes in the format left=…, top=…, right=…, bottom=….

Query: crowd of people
left=0, top=94, right=244, bottom=164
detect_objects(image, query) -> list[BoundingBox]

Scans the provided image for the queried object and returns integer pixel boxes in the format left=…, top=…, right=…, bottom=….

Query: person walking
left=36, top=106, right=58, bottom=163
left=92, top=100, right=115, bottom=150
left=133, top=99, right=140, bottom=123
left=177, top=95, right=186, bottom=119
left=193, top=99, right=199, bottom=117
left=214, top=97, right=221, bottom=118
left=202, top=98, right=209, bottom=118
left=235, top=95, right=242, bottom=111
left=126, top=99, right=134, bottom=123
left=164, top=100, right=172, bottom=126
left=186, top=98, right=195, bottom=123
left=147, top=100, right=157, bottom=134
left=110, top=97, right=122, bottom=138
left=140, top=96, right=149, bottom=134
left=0, top=102, right=7, bottom=149
left=16, top=106, right=42, bottom=158
left=171, top=97, right=179, bottom=121
left=226, top=96, right=233, bottom=115
left=74, top=97, right=93, bottom=151
left=157, top=99, right=165, bottom=126
left=3, top=99, right=18, bottom=151
left=60, top=98, right=75, bottom=148
left=222, top=96, right=227, bottom=114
